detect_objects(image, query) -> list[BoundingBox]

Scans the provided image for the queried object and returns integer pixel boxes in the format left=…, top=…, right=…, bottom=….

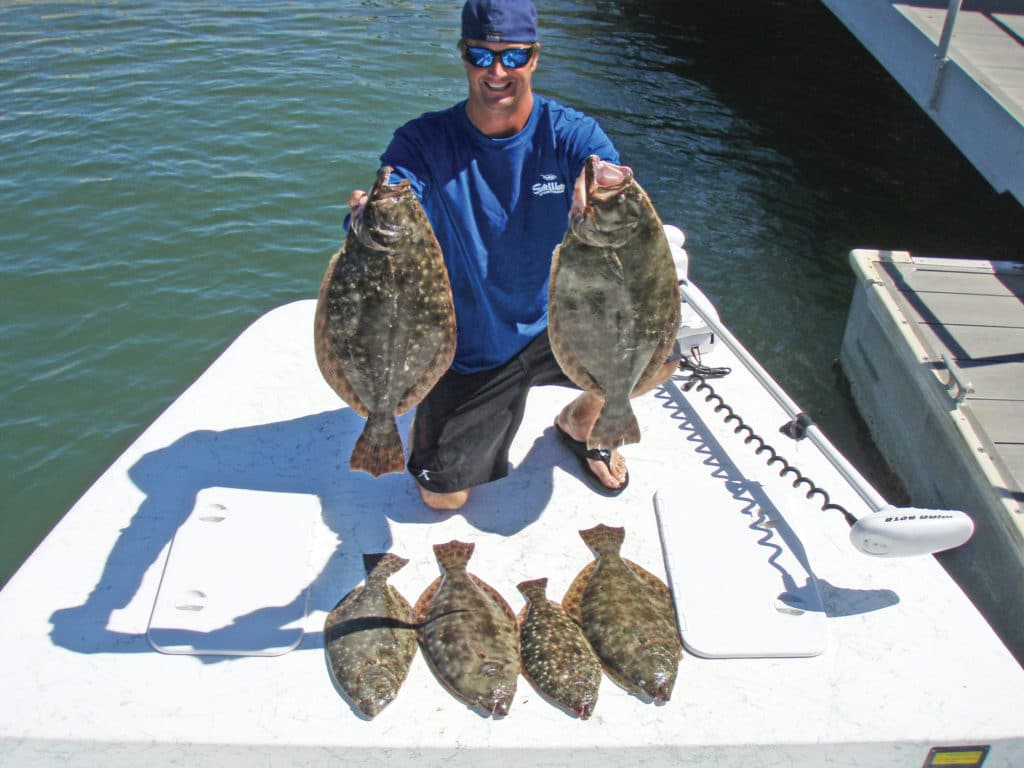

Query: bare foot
left=417, top=485, right=470, bottom=511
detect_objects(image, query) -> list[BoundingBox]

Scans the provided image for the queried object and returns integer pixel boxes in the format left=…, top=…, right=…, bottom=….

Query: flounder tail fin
left=433, top=540, right=475, bottom=571
left=579, top=524, right=626, bottom=557
left=516, top=577, right=549, bottom=603
left=363, top=552, right=409, bottom=581
left=586, top=399, right=641, bottom=451
left=349, top=413, right=405, bottom=477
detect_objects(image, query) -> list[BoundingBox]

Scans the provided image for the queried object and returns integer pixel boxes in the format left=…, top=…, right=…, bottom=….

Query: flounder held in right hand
left=548, top=155, right=680, bottom=451
left=563, top=524, right=682, bottom=703
left=415, top=540, right=519, bottom=717
left=314, top=166, right=456, bottom=477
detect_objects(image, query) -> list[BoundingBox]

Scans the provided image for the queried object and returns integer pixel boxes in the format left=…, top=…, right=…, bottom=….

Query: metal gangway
left=823, top=0, right=1024, bottom=205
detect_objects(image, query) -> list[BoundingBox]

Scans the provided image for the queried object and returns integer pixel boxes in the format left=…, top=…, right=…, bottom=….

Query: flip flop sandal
left=553, top=422, right=629, bottom=497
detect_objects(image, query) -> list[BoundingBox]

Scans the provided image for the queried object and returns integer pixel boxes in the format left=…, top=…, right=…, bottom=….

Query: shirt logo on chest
left=532, top=173, right=566, bottom=197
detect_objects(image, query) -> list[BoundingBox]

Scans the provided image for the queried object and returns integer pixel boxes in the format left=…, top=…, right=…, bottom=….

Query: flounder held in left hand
left=548, top=155, right=680, bottom=451
left=314, top=166, right=456, bottom=476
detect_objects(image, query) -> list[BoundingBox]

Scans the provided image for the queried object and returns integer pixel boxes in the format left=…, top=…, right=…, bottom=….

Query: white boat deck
left=1, top=295, right=1022, bottom=767
left=822, top=0, right=1024, bottom=204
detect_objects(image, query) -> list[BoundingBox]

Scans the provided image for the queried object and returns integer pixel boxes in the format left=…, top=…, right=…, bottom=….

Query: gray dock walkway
left=841, top=250, right=1024, bottom=662
left=822, top=0, right=1024, bottom=204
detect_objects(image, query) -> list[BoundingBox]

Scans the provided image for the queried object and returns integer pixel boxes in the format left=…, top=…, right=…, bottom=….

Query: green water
left=2, top=0, right=1023, bottom=587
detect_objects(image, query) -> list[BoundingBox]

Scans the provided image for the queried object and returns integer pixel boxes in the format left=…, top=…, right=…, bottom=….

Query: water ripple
left=3, top=0, right=1023, bottom=586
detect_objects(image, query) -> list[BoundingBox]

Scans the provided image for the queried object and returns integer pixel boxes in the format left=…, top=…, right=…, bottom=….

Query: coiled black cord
left=678, top=358, right=857, bottom=526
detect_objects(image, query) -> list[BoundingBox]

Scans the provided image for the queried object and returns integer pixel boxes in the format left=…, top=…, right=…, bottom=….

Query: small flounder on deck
left=548, top=155, right=680, bottom=451
left=517, top=577, right=602, bottom=719
left=314, top=166, right=455, bottom=477
left=563, top=524, right=682, bottom=703
left=324, top=552, right=418, bottom=718
left=415, top=541, right=519, bottom=717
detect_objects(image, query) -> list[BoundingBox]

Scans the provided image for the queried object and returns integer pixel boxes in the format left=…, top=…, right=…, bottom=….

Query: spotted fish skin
left=569, top=524, right=682, bottom=703
left=324, top=553, right=418, bottom=718
left=517, top=577, right=602, bottom=719
left=314, top=166, right=455, bottom=476
left=548, top=155, right=680, bottom=451
left=416, top=541, right=519, bottom=717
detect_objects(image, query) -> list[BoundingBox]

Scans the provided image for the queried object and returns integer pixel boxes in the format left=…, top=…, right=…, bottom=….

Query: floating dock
left=841, top=249, right=1024, bottom=662
left=822, top=0, right=1024, bottom=204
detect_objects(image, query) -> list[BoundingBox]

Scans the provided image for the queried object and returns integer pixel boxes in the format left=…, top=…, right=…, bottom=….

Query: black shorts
left=407, top=330, right=577, bottom=494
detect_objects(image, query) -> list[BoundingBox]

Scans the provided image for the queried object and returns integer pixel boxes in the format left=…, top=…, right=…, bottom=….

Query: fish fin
left=432, top=540, right=475, bottom=571
left=413, top=576, right=442, bottom=625
left=349, top=414, right=405, bottom=477
left=586, top=400, right=641, bottom=450
left=578, top=524, right=626, bottom=557
left=325, top=584, right=366, bottom=625
left=395, top=334, right=455, bottom=414
left=363, top=552, right=409, bottom=580
left=516, top=578, right=553, bottom=629
left=633, top=278, right=681, bottom=394
left=470, top=573, right=517, bottom=626
left=313, top=249, right=372, bottom=418
left=516, top=577, right=549, bottom=603
left=561, top=561, right=595, bottom=624
left=622, top=558, right=675, bottom=610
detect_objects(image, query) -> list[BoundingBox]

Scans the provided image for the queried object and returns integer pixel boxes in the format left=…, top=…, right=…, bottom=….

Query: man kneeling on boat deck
left=347, top=0, right=678, bottom=510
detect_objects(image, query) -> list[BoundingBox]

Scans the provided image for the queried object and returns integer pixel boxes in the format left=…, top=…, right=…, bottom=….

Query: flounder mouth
left=573, top=702, right=593, bottom=719
left=369, top=165, right=411, bottom=200
left=569, top=156, right=640, bottom=243
left=352, top=166, right=413, bottom=249
left=570, top=155, right=635, bottom=227
left=489, top=698, right=510, bottom=717
left=585, top=155, right=633, bottom=202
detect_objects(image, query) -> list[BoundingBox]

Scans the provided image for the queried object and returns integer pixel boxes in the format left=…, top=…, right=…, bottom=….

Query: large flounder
left=314, top=166, right=455, bottom=476
left=548, top=155, right=680, bottom=450
left=517, top=577, right=602, bottom=719
left=415, top=541, right=519, bottom=717
left=563, top=524, right=682, bottom=703
left=324, top=552, right=418, bottom=718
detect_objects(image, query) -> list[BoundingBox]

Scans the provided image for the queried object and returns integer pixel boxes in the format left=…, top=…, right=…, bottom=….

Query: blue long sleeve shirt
left=380, top=94, right=619, bottom=373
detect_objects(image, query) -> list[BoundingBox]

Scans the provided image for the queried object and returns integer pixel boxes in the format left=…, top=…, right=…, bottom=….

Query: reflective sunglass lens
left=501, top=48, right=531, bottom=68
left=465, top=47, right=494, bottom=67
left=464, top=46, right=533, bottom=69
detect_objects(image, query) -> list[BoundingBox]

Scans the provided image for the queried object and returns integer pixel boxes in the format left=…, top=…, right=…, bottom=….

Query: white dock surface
left=823, top=0, right=1024, bottom=204
left=2, top=299, right=1023, bottom=767
left=842, top=250, right=1024, bottom=664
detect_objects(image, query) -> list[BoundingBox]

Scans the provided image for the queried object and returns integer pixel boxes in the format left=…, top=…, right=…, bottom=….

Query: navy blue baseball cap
left=461, top=0, right=538, bottom=43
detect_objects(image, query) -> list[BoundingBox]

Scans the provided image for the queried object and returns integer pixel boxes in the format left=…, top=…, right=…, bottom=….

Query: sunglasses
left=462, top=45, right=536, bottom=69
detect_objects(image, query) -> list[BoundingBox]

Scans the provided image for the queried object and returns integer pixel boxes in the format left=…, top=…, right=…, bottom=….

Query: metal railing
left=937, top=0, right=964, bottom=62
left=930, top=0, right=964, bottom=106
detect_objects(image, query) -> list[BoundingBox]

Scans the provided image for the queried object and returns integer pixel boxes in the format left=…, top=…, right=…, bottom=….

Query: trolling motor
left=849, top=508, right=974, bottom=557
left=664, top=225, right=974, bottom=558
